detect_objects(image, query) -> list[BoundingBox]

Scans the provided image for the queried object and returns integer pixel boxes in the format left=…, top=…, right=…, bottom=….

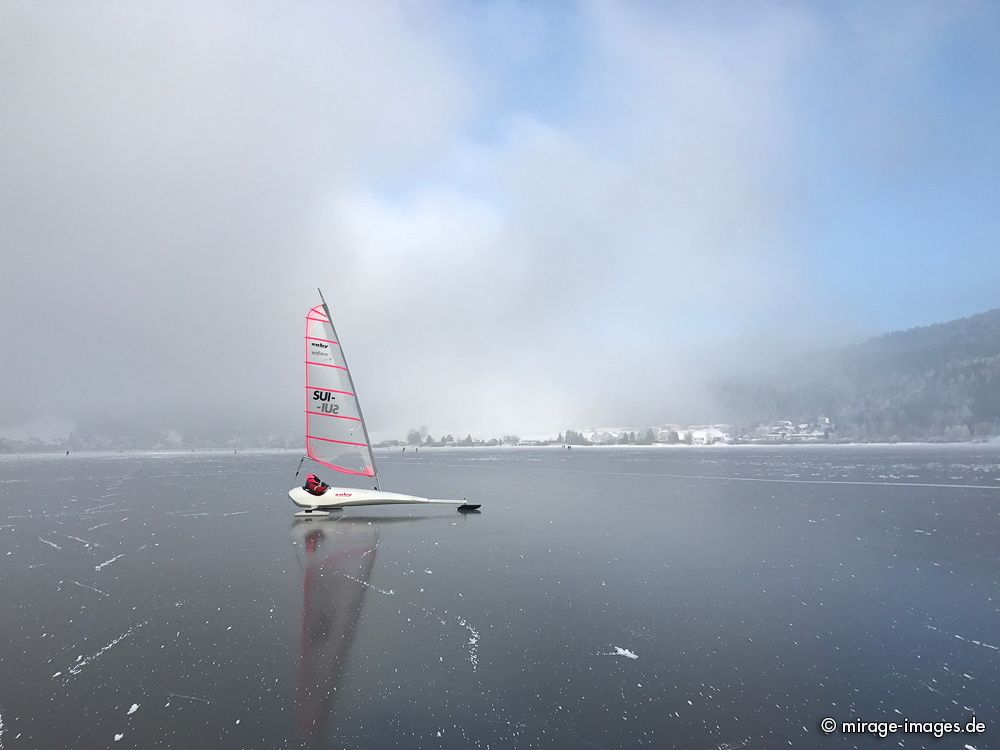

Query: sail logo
left=310, top=341, right=333, bottom=361
left=312, top=390, right=340, bottom=414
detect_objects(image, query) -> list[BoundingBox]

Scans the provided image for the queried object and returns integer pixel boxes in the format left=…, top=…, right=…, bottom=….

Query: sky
left=1, top=0, right=999, bottom=441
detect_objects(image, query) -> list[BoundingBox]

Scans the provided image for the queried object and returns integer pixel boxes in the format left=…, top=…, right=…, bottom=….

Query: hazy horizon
left=3, top=2, right=999, bottom=440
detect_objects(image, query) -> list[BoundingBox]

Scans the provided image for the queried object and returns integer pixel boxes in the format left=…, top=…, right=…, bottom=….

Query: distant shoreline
left=381, top=441, right=997, bottom=450
left=3, top=440, right=1000, bottom=460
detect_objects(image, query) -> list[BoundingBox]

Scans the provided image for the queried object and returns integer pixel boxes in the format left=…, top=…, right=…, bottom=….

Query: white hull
left=289, top=486, right=469, bottom=510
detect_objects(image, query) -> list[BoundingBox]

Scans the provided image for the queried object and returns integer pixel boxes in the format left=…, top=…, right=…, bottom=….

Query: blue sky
left=457, top=1, right=1000, bottom=336
left=786, top=2, right=1000, bottom=331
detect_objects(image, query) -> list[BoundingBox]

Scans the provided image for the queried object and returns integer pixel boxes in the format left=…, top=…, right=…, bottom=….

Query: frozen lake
left=1, top=445, right=998, bottom=748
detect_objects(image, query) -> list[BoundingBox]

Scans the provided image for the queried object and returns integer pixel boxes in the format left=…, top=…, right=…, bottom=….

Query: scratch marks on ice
left=953, top=634, right=999, bottom=651
left=68, top=580, right=110, bottom=597
left=165, top=692, right=212, bottom=704
left=336, top=571, right=395, bottom=597
left=64, top=534, right=100, bottom=548
left=58, top=620, right=149, bottom=682
left=332, top=562, right=481, bottom=673
left=94, top=554, right=125, bottom=572
left=926, top=624, right=999, bottom=652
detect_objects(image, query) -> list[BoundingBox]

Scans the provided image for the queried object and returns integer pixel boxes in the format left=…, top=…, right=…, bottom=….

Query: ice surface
left=2, top=447, right=999, bottom=749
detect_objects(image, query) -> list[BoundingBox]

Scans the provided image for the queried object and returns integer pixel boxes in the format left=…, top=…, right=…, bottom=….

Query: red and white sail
left=304, top=303, right=377, bottom=479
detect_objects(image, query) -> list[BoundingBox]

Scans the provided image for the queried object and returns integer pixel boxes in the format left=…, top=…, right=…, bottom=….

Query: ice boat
left=288, top=290, right=479, bottom=516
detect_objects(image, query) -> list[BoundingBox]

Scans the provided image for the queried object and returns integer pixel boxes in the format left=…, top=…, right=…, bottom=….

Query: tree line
left=717, top=308, right=1000, bottom=441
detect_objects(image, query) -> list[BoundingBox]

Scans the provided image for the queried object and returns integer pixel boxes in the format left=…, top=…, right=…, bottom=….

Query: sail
left=304, top=303, right=377, bottom=478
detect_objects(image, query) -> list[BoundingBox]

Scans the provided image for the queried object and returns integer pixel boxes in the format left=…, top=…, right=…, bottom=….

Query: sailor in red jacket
left=303, top=473, right=330, bottom=496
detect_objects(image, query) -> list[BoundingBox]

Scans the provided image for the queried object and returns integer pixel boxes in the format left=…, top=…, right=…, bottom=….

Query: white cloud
left=0, top=1, right=992, bottom=438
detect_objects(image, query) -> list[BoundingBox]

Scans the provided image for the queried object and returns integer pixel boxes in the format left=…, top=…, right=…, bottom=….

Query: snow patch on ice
left=714, top=740, right=749, bottom=750
left=457, top=617, right=479, bottom=671
left=114, top=733, right=123, bottom=742
left=601, top=646, right=638, bottom=659
left=127, top=703, right=139, bottom=715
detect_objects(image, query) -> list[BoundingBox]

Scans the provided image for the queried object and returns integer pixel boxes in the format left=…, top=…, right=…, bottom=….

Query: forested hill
left=719, top=308, right=1000, bottom=441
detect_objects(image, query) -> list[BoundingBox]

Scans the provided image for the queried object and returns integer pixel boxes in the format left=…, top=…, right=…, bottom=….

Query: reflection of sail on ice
left=304, top=302, right=378, bottom=480
left=294, top=523, right=377, bottom=746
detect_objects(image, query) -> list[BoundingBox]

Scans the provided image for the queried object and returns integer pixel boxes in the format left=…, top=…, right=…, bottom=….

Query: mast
left=316, top=288, right=380, bottom=490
